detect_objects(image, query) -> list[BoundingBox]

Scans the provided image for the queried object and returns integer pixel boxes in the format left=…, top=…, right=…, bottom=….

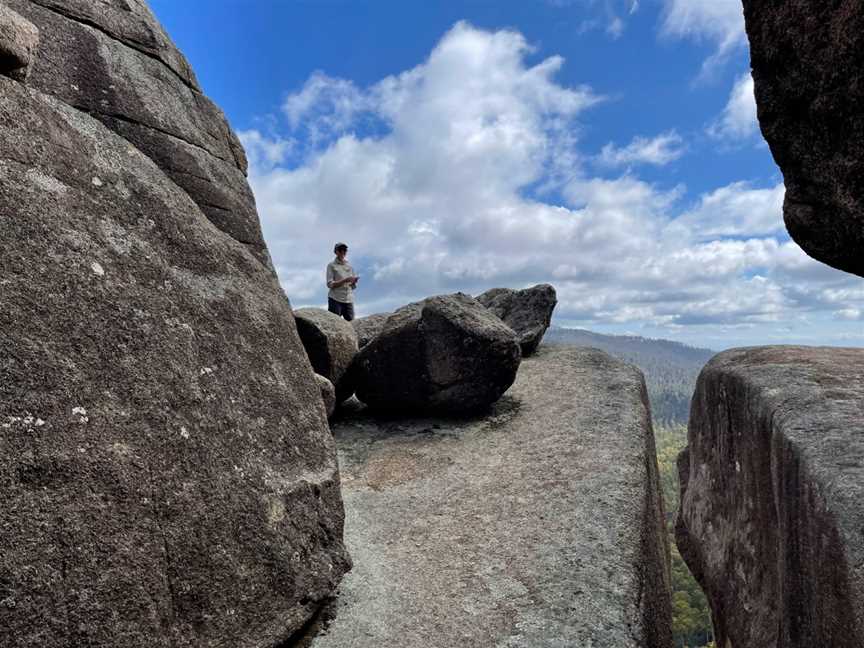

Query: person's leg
left=343, top=302, right=354, bottom=322
left=328, top=297, right=341, bottom=317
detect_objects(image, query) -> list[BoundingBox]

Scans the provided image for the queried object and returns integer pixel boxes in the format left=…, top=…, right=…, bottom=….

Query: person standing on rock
left=326, top=242, right=358, bottom=321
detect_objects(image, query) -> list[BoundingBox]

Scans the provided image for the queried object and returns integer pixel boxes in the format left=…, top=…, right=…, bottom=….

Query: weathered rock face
left=294, top=308, right=359, bottom=403
left=352, top=293, right=521, bottom=415
left=476, top=284, right=557, bottom=356
left=5, top=0, right=271, bottom=269
left=676, top=346, right=864, bottom=648
left=742, top=0, right=864, bottom=277
left=306, top=346, right=672, bottom=647
left=315, top=374, right=337, bottom=419
left=0, top=3, right=37, bottom=81
left=352, top=312, right=391, bottom=349
left=0, top=23, right=348, bottom=648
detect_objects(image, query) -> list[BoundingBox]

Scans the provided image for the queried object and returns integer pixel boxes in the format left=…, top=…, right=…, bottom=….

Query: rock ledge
left=677, top=346, right=864, bottom=647
left=309, top=345, right=672, bottom=648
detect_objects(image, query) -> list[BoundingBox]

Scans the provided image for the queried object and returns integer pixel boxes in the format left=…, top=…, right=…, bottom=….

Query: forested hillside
left=545, top=327, right=716, bottom=647
left=544, top=327, right=714, bottom=426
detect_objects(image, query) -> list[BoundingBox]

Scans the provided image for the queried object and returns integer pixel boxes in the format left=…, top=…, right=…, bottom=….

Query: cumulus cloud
left=670, top=181, right=784, bottom=239
left=598, top=131, right=686, bottom=167
left=240, top=130, right=293, bottom=170
left=834, top=308, right=863, bottom=321
left=243, top=21, right=862, bottom=340
left=661, top=0, right=746, bottom=77
left=708, top=73, right=759, bottom=141
left=281, top=72, right=374, bottom=143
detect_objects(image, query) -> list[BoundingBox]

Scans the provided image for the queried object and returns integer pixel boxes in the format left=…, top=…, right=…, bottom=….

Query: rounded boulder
left=352, top=312, right=392, bottom=349
left=476, top=284, right=557, bottom=356
left=352, top=293, right=521, bottom=414
left=294, top=308, right=359, bottom=403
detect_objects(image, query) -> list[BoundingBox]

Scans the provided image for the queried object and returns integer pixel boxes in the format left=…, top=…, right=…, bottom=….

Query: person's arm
left=327, top=264, right=351, bottom=289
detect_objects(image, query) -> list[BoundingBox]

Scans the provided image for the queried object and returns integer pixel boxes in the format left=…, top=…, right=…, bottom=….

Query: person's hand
left=351, top=275, right=360, bottom=288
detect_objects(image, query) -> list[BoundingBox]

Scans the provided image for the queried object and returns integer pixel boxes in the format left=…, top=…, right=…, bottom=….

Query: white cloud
left=281, top=72, right=375, bottom=146
left=834, top=308, right=863, bottom=321
left=598, top=131, right=686, bottom=167
left=661, top=0, right=746, bottom=77
left=670, top=181, right=784, bottom=239
left=238, top=130, right=293, bottom=171
left=708, top=73, right=758, bottom=140
left=569, top=0, right=639, bottom=40
left=245, top=21, right=863, bottom=339
left=607, top=17, right=625, bottom=39
left=250, top=21, right=602, bottom=301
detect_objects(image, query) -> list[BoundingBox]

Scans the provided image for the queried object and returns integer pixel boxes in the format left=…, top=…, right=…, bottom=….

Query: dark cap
left=334, top=242, right=348, bottom=253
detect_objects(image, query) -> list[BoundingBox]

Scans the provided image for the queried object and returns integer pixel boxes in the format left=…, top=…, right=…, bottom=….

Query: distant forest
left=544, top=327, right=716, bottom=648
left=544, top=327, right=714, bottom=426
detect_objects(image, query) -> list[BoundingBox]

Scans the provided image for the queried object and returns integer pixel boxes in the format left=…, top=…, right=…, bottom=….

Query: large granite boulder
left=5, top=0, right=271, bottom=269
left=0, top=25, right=348, bottom=648
left=476, top=284, right=557, bottom=356
left=306, top=346, right=673, bottom=647
left=676, top=346, right=864, bottom=647
left=352, top=312, right=391, bottom=349
left=352, top=293, right=521, bottom=415
left=294, top=308, right=359, bottom=403
left=743, top=1, right=864, bottom=277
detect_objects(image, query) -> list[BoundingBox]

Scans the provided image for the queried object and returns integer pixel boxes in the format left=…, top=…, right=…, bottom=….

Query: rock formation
left=352, top=293, right=521, bottom=415
left=294, top=308, right=359, bottom=403
left=676, top=346, right=864, bottom=647
left=0, top=4, right=349, bottom=647
left=476, top=284, right=557, bottom=356
left=742, top=0, right=864, bottom=277
left=307, top=346, right=673, bottom=647
left=672, top=7, right=864, bottom=644
left=315, top=374, right=337, bottom=419
left=352, top=312, right=391, bottom=349
left=5, top=0, right=272, bottom=269
left=0, top=2, right=36, bottom=81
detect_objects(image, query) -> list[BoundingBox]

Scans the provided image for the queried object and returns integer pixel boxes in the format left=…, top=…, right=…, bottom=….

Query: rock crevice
left=87, top=107, right=229, bottom=163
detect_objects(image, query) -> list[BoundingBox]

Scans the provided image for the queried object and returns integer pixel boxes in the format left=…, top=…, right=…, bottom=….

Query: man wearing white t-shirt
left=326, top=242, right=358, bottom=321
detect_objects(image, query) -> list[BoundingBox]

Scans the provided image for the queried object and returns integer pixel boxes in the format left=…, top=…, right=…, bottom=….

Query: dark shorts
left=328, top=297, right=355, bottom=322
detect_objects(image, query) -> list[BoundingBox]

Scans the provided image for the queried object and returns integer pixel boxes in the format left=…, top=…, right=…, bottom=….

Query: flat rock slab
left=308, top=345, right=672, bottom=648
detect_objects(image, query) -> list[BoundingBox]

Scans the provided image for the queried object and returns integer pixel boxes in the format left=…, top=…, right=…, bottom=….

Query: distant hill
left=544, top=327, right=716, bottom=425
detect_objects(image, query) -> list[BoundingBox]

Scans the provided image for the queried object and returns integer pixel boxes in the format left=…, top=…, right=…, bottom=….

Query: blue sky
left=151, top=0, right=863, bottom=349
